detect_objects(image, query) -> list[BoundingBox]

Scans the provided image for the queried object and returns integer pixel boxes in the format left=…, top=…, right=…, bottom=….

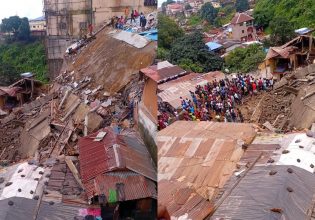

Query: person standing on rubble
left=88, top=23, right=93, bottom=36
left=141, top=14, right=147, bottom=31
left=130, top=10, right=136, bottom=24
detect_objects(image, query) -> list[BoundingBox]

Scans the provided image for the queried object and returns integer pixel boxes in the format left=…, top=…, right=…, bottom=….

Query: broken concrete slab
left=20, top=116, right=51, bottom=158
left=87, top=112, right=103, bottom=133
left=72, top=103, right=90, bottom=124
left=263, top=121, right=276, bottom=132
left=112, top=31, right=151, bottom=49
left=274, top=78, right=288, bottom=90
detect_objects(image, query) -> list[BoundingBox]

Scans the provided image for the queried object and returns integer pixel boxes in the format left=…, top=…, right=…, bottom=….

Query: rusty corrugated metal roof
left=159, top=180, right=213, bottom=219
left=79, top=127, right=156, bottom=200
left=141, top=65, right=187, bottom=83
left=157, top=121, right=256, bottom=201
left=158, top=71, right=225, bottom=109
left=94, top=171, right=156, bottom=201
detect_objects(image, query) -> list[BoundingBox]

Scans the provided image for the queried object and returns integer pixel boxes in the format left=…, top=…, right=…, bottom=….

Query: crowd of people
left=111, top=8, right=149, bottom=31
left=158, top=74, right=274, bottom=130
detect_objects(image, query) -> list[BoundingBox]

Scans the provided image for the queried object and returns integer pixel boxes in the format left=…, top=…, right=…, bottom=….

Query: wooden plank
left=61, top=99, right=80, bottom=122
left=65, top=158, right=84, bottom=189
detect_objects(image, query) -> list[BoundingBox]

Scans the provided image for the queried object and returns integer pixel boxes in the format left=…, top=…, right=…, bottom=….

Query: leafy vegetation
left=254, top=0, right=315, bottom=29
left=169, top=31, right=224, bottom=73
left=269, top=18, right=296, bottom=46
left=188, top=15, right=203, bottom=27
left=225, top=44, right=266, bottom=73
left=0, top=42, right=48, bottom=85
left=214, top=5, right=236, bottom=27
left=1, top=16, right=31, bottom=42
left=200, top=3, right=218, bottom=25
left=235, top=0, right=249, bottom=12
left=158, top=14, right=184, bottom=50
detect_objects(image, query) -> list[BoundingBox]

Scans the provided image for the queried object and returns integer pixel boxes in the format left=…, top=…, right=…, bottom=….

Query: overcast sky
left=158, top=0, right=166, bottom=7
left=0, top=0, right=43, bottom=22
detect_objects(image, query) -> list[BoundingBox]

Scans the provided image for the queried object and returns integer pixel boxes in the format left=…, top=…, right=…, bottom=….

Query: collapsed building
left=0, top=14, right=157, bottom=219
left=264, top=35, right=315, bottom=80
left=44, top=0, right=157, bottom=78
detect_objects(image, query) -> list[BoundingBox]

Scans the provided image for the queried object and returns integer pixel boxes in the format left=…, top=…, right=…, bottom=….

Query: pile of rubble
left=253, top=64, right=315, bottom=131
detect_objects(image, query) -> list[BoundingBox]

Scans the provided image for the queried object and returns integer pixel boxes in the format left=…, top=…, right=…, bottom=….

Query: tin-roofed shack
left=265, top=35, right=315, bottom=80
left=79, top=127, right=157, bottom=219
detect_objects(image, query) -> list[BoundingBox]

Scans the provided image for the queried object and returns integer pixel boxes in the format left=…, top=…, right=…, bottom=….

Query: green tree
left=169, top=31, right=223, bottom=72
left=158, top=14, right=184, bottom=49
left=253, top=0, right=315, bottom=30
left=269, top=17, right=296, bottom=46
left=199, top=3, right=218, bottom=24
left=235, top=0, right=249, bottom=12
left=0, top=16, right=31, bottom=41
left=225, top=44, right=266, bottom=73
left=0, top=42, right=48, bottom=85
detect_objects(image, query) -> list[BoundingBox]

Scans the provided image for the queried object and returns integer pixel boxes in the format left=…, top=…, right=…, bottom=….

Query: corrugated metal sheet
left=240, top=144, right=280, bottom=165
left=141, top=65, right=186, bottom=83
left=94, top=171, right=156, bottom=201
left=0, top=162, right=45, bottom=200
left=0, top=197, right=88, bottom=220
left=251, top=132, right=315, bottom=173
left=159, top=180, right=213, bottom=219
left=158, top=71, right=225, bottom=109
left=79, top=127, right=156, bottom=199
left=0, top=87, right=21, bottom=97
left=211, top=165, right=315, bottom=220
left=157, top=121, right=256, bottom=200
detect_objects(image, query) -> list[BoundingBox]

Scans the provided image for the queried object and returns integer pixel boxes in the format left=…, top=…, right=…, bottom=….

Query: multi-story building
left=44, top=0, right=155, bottom=78
left=29, top=16, right=47, bottom=38
left=29, top=16, right=46, bottom=31
left=230, top=12, right=256, bottom=42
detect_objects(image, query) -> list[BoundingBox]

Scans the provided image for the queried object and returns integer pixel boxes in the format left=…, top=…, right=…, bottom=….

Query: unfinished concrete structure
left=44, top=0, right=155, bottom=79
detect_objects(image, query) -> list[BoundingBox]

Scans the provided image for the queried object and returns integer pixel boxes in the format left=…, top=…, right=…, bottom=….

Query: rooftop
left=78, top=127, right=156, bottom=200
left=159, top=179, right=213, bottom=219
left=141, top=64, right=187, bottom=84
left=157, top=121, right=256, bottom=199
left=211, top=165, right=315, bottom=220
left=231, top=12, right=254, bottom=25
left=158, top=71, right=225, bottom=109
